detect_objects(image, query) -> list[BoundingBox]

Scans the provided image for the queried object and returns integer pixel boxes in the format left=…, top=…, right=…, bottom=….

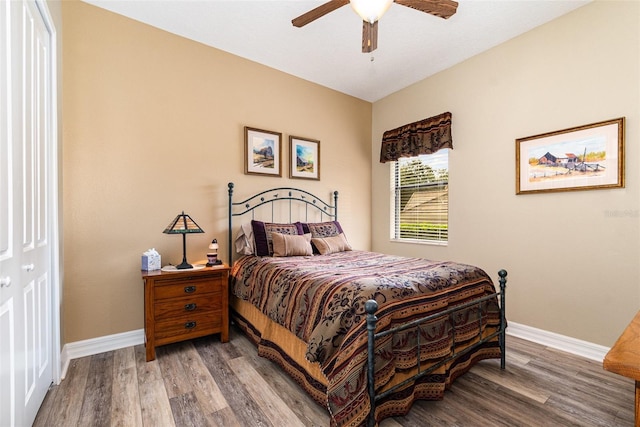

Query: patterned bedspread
left=231, top=250, right=501, bottom=426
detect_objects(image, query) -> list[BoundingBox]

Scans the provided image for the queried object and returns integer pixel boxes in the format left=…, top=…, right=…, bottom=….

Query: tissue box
left=141, top=249, right=161, bottom=271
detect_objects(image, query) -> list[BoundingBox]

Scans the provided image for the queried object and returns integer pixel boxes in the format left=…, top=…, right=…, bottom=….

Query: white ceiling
left=82, top=0, right=590, bottom=102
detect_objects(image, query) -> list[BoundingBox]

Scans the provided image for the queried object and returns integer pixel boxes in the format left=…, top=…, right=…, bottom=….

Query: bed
left=226, top=183, right=507, bottom=427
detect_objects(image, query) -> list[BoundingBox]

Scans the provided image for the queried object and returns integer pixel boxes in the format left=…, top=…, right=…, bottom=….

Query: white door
left=0, top=1, right=56, bottom=426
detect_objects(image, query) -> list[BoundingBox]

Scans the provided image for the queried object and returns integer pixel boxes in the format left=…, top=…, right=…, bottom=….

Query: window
left=391, top=150, right=449, bottom=243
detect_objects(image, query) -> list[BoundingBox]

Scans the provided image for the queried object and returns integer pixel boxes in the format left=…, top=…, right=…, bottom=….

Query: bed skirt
left=231, top=296, right=502, bottom=426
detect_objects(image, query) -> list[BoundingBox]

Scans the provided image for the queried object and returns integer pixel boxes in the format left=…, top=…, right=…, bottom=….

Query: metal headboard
left=227, top=182, right=338, bottom=265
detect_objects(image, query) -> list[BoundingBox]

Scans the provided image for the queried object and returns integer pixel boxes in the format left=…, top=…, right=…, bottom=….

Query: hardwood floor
left=34, top=328, right=634, bottom=426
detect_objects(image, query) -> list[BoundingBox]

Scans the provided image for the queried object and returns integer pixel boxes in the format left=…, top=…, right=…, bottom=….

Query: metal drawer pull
left=184, top=286, right=196, bottom=293
left=0, top=277, right=11, bottom=288
left=184, top=321, right=197, bottom=329
left=184, top=303, right=197, bottom=311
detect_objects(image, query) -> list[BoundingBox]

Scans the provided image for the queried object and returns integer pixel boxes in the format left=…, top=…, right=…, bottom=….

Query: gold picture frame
left=290, top=136, right=320, bottom=180
left=516, top=117, right=624, bottom=195
left=244, top=126, right=282, bottom=177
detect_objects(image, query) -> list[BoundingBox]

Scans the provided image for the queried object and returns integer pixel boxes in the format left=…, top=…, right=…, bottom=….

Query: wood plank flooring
left=34, top=328, right=634, bottom=426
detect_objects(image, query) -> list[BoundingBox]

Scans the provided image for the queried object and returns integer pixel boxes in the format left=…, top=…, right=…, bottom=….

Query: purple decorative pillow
left=251, top=220, right=303, bottom=256
left=300, top=221, right=344, bottom=238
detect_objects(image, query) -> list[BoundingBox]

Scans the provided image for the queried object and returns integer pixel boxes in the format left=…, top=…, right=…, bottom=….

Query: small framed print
left=244, top=126, right=282, bottom=177
left=516, top=117, right=624, bottom=194
left=290, top=136, right=320, bottom=180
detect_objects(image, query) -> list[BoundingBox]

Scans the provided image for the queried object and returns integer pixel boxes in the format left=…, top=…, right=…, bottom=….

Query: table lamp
left=163, top=211, right=204, bottom=269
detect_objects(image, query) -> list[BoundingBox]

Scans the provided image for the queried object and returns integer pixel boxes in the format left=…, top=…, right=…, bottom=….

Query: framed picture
left=516, top=117, right=624, bottom=195
left=244, top=126, right=282, bottom=177
left=290, top=136, right=320, bottom=180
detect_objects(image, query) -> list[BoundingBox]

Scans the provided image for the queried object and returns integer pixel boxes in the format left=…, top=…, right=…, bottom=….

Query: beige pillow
left=271, top=232, right=313, bottom=257
left=311, top=233, right=352, bottom=255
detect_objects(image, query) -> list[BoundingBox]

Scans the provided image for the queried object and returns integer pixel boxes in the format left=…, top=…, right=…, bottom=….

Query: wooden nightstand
left=142, top=265, right=230, bottom=361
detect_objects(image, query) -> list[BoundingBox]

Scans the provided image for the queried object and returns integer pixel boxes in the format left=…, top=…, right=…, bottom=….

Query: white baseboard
left=506, top=321, right=610, bottom=362
left=60, top=328, right=144, bottom=379
left=57, top=323, right=610, bottom=380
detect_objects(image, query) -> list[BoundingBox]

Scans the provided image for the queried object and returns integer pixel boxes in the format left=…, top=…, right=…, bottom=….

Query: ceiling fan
left=292, top=0, right=459, bottom=53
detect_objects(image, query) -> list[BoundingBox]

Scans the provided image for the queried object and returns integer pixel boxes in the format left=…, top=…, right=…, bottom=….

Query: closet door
left=0, top=2, right=19, bottom=426
left=0, top=1, right=17, bottom=425
left=0, top=1, right=54, bottom=426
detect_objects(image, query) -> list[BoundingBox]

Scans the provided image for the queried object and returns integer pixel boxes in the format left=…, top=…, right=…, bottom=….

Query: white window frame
left=390, top=150, right=449, bottom=245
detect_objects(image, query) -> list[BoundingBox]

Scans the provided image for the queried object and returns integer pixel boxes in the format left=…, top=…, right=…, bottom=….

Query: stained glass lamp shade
left=163, top=211, right=204, bottom=269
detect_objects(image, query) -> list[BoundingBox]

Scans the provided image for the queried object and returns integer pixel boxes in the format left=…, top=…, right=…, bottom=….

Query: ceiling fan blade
left=362, top=21, right=378, bottom=53
left=292, top=0, right=350, bottom=27
left=395, top=0, right=458, bottom=19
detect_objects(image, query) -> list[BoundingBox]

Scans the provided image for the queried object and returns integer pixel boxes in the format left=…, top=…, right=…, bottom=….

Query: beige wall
left=62, top=1, right=372, bottom=343
left=63, top=0, right=638, bottom=348
left=372, top=1, right=640, bottom=347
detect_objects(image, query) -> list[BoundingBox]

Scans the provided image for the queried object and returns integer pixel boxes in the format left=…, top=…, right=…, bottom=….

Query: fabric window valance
left=379, top=112, right=453, bottom=163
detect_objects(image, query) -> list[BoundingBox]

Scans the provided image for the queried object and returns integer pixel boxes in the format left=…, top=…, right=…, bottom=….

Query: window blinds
left=393, top=150, right=449, bottom=242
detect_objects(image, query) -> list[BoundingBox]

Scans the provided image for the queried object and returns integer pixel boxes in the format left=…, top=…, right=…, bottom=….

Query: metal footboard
left=365, top=269, right=508, bottom=426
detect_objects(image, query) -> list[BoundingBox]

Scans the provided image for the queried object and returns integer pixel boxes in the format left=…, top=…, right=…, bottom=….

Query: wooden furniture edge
left=603, top=310, right=640, bottom=424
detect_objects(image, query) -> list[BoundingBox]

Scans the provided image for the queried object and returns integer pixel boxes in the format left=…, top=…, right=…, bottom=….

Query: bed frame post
left=498, top=269, right=507, bottom=370
left=228, top=182, right=234, bottom=266
left=333, top=191, right=338, bottom=220
left=365, top=299, right=378, bottom=427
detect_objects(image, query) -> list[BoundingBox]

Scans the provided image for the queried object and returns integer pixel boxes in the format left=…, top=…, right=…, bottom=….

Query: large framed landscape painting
left=516, top=117, right=624, bottom=195
left=245, top=126, right=282, bottom=177
left=290, top=136, right=320, bottom=180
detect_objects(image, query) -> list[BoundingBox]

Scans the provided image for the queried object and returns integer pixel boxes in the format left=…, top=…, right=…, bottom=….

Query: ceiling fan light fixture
left=350, top=0, right=393, bottom=24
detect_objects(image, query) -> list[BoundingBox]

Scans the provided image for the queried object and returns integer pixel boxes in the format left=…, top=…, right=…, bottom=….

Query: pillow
left=300, top=220, right=343, bottom=238
left=311, top=233, right=352, bottom=255
left=251, top=220, right=304, bottom=256
left=272, top=232, right=313, bottom=257
left=300, top=220, right=346, bottom=254
left=234, top=222, right=255, bottom=255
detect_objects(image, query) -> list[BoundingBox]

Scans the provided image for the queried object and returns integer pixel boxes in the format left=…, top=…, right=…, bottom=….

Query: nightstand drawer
left=154, top=293, right=222, bottom=321
left=154, top=314, right=222, bottom=342
left=154, top=277, right=221, bottom=300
